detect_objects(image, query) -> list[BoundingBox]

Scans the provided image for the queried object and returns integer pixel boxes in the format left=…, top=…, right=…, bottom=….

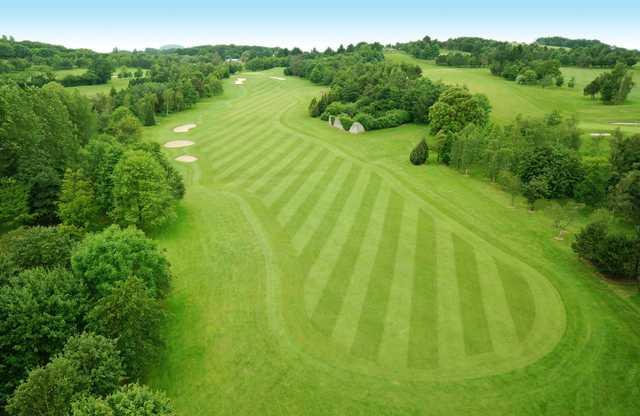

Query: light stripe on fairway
left=350, top=191, right=404, bottom=361
left=452, top=234, right=493, bottom=356
left=475, top=254, right=519, bottom=357
left=247, top=142, right=312, bottom=194
left=302, top=168, right=370, bottom=317
left=222, top=138, right=300, bottom=189
left=435, top=227, right=465, bottom=369
left=407, top=211, right=439, bottom=370
left=290, top=160, right=354, bottom=253
left=377, top=202, right=419, bottom=368
left=213, top=132, right=283, bottom=181
left=332, top=186, right=391, bottom=349
left=330, top=185, right=390, bottom=352
left=274, top=153, right=339, bottom=227
left=206, top=127, right=278, bottom=172
left=309, top=173, right=381, bottom=335
left=262, top=145, right=325, bottom=206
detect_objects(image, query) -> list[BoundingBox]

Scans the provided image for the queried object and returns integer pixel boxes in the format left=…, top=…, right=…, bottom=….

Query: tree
left=548, top=201, right=578, bottom=239
left=567, top=77, right=576, bottom=88
left=409, top=139, right=429, bottom=165
left=574, top=158, right=612, bottom=207
left=611, top=170, right=640, bottom=228
left=106, top=384, right=174, bottom=416
left=72, top=396, right=114, bottom=416
left=0, top=177, right=31, bottom=228
left=110, top=150, right=176, bottom=231
left=86, top=278, right=164, bottom=380
left=6, top=333, right=123, bottom=416
left=0, top=225, right=84, bottom=274
left=429, top=86, right=491, bottom=134
left=498, top=171, right=521, bottom=207
left=71, top=225, right=171, bottom=299
left=0, top=267, right=88, bottom=405
left=555, top=75, right=564, bottom=87
left=583, top=62, right=635, bottom=104
left=61, top=333, right=124, bottom=397
left=6, top=357, right=81, bottom=416
left=522, top=176, right=550, bottom=210
left=58, top=169, right=100, bottom=228
left=108, top=107, right=142, bottom=144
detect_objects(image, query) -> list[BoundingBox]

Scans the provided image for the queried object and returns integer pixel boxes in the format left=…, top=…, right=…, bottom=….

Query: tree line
left=0, top=49, right=238, bottom=412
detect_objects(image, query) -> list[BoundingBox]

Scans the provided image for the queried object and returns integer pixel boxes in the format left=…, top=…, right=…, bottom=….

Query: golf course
left=142, top=66, right=640, bottom=415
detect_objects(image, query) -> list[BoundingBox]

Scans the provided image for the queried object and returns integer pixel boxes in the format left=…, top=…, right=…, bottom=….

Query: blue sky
left=2, top=1, right=639, bottom=52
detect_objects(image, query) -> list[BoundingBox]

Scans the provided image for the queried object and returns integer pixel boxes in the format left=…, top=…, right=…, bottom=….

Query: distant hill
left=159, top=44, right=184, bottom=51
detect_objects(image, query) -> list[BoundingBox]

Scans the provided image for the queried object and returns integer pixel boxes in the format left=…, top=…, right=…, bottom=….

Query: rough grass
left=144, top=69, right=640, bottom=415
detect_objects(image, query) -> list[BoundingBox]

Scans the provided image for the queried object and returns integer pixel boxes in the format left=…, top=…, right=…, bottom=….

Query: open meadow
left=143, top=68, right=640, bottom=415
left=387, top=51, right=640, bottom=136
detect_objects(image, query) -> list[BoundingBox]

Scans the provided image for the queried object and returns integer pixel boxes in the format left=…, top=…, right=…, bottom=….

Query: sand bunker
left=590, top=133, right=611, bottom=137
left=609, top=122, right=640, bottom=126
left=270, top=76, right=285, bottom=81
left=234, top=78, right=247, bottom=85
left=175, top=155, right=198, bottom=163
left=164, top=140, right=195, bottom=148
left=173, top=124, right=197, bottom=133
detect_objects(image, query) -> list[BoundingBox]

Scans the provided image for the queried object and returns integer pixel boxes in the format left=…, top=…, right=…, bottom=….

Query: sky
left=2, top=1, right=639, bottom=52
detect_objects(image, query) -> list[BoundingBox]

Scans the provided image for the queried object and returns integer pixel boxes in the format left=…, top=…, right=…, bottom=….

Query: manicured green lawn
left=387, top=51, right=640, bottom=136
left=144, top=69, right=640, bottom=415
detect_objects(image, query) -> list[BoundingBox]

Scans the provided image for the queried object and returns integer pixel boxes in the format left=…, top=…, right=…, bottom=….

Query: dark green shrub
left=339, top=114, right=354, bottom=131
left=410, top=139, right=429, bottom=165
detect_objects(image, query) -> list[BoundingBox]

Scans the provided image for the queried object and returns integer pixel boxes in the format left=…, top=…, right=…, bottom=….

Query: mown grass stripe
left=350, top=191, right=404, bottom=362
left=452, top=234, right=493, bottom=356
left=435, top=227, right=465, bottom=369
left=330, top=183, right=390, bottom=351
left=214, top=133, right=286, bottom=182
left=377, top=202, right=419, bottom=369
left=475, top=254, right=519, bottom=356
left=247, top=141, right=312, bottom=195
left=494, top=258, right=536, bottom=343
left=273, top=151, right=337, bottom=226
left=302, top=166, right=367, bottom=316
left=204, top=126, right=278, bottom=171
left=290, top=160, right=355, bottom=253
left=222, top=138, right=300, bottom=189
left=263, top=145, right=325, bottom=207
left=308, top=173, right=381, bottom=334
left=407, top=210, right=439, bottom=370
left=213, top=132, right=282, bottom=180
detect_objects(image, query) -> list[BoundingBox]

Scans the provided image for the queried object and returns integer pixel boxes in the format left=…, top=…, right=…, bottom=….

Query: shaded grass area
left=143, top=69, right=640, bottom=415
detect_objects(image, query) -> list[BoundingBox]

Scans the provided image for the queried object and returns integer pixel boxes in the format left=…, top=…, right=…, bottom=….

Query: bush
left=0, top=225, right=85, bottom=275
left=573, top=222, right=639, bottom=279
left=339, top=114, right=354, bottom=131
left=410, top=139, right=429, bottom=165
left=71, top=225, right=171, bottom=299
left=353, top=113, right=377, bottom=130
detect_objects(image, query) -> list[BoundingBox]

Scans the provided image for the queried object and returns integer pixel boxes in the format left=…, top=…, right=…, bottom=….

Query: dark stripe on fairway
left=284, top=157, right=348, bottom=235
left=297, top=165, right=362, bottom=267
left=252, top=142, right=314, bottom=196
left=494, top=258, right=536, bottom=342
left=310, top=175, right=382, bottom=336
left=269, top=149, right=335, bottom=215
left=350, top=191, right=404, bottom=362
left=407, top=211, right=439, bottom=370
left=452, top=234, right=493, bottom=356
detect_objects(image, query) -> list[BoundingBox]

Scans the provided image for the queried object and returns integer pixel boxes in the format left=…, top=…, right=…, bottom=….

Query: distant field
left=54, top=67, right=87, bottom=79
left=62, top=66, right=147, bottom=96
left=386, top=51, right=640, bottom=135
left=143, top=69, right=640, bottom=415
